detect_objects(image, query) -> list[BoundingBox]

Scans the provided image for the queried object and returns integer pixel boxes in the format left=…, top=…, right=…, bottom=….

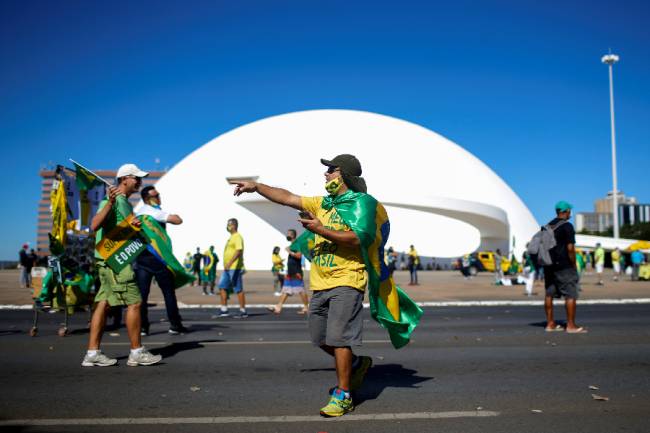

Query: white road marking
left=0, top=410, right=499, bottom=426
left=4, top=298, right=650, bottom=310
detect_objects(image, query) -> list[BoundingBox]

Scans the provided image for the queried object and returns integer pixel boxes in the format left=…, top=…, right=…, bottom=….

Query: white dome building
left=155, top=110, right=539, bottom=269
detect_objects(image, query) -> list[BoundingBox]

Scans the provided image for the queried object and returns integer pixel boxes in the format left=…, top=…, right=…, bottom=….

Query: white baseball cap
left=116, top=163, right=149, bottom=179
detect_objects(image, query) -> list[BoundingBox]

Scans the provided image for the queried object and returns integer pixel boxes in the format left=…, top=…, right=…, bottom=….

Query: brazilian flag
left=291, top=190, right=423, bottom=349
left=72, top=161, right=104, bottom=191
left=138, top=215, right=196, bottom=289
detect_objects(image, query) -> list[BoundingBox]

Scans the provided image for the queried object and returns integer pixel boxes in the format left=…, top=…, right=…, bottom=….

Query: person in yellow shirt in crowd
left=230, top=154, right=373, bottom=417
left=594, top=243, right=605, bottom=286
left=611, top=247, right=621, bottom=282
left=217, top=218, right=247, bottom=318
left=407, top=245, right=420, bottom=285
left=271, top=246, right=285, bottom=296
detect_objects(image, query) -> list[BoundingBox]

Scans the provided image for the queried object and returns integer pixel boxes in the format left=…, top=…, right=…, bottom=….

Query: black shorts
left=544, top=267, right=580, bottom=299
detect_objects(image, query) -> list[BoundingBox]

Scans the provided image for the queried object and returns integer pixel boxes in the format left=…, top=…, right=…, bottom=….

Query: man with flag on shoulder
left=231, top=154, right=422, bottom=417
left=82, top=164, right=162, bottom=367
left=135, top=185, right=187, bottom=336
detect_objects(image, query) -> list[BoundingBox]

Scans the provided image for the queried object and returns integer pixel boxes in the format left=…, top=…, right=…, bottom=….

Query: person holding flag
left=134, top=186, right=187, bottom=336
left=231, top=154, right=422, bottom=417
left=82, top=163, right=162, bottom=367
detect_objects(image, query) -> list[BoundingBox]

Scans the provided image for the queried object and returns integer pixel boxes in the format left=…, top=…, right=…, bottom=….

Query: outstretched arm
left=232, top=181, right=303, bottom=210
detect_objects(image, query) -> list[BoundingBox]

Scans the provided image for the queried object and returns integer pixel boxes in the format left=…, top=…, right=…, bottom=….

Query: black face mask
left=286, top=236, right=293, bottom=242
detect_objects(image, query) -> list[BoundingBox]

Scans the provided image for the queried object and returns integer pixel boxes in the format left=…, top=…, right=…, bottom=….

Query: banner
left=79, top=184, right=105, bottom=230
left=50, top=176, right=68, bottom=254
left=57, top=164, right=106, bottom=230
left=59, top=168, right=80, bottom=223
left=95, top=214, right=147, bottom=272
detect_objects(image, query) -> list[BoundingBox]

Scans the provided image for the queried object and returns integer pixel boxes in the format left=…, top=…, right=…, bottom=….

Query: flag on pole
left=291, top=190, right=423, bottom=349
left=71, top=160, right=105, bottom=191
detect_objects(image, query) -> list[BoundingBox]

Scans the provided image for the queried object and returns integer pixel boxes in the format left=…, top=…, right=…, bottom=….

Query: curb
left=3, top=298, right=650, bottom=310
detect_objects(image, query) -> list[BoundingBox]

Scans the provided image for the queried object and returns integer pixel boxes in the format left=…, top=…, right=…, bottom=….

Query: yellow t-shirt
left=224, top=232, right=244, bottom=270
left=611, top=250, right=621, bottom=262
left=272, top=253, right=284, bottom=272
left=408, top=249, right=420, bottom=265
left=301, top=196, right=366, bottom=292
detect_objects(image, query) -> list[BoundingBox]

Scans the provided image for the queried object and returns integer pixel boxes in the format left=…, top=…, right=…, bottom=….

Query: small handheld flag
left=69, top=159, right=111, bottom=190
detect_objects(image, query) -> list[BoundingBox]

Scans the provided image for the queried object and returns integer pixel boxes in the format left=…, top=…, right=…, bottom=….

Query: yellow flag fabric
left=50, top=178, right=67, bottom=252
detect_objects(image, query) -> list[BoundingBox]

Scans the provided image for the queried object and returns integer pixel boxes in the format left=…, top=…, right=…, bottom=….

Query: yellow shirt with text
left=224, top=232, right=245, bottom=270
left=302, top=196, right=366, bottom=292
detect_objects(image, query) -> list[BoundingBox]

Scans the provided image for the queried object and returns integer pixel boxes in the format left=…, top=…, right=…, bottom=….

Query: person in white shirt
left=134, top=186, right=186, bottom=335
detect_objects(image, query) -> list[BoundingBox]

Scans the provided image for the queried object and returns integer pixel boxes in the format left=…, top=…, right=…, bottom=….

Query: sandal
left=297, top=308, right=308, bottom=315
left=566, top=327, right=588, bottom=334
left=266, top=307, right=281, bottom=314
left=545, top=324, right=564, bottom=332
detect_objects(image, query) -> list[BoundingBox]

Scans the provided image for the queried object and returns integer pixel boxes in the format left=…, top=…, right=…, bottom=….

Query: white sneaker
left=127, top=348, right=162, bottom=367
left=82, top=351, right=117, bottom=367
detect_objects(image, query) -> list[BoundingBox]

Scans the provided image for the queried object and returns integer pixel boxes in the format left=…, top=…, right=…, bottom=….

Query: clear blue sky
left=1, top=0, right=649, bottom=260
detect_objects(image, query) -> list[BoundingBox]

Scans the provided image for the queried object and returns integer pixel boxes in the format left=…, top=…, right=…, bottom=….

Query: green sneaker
left=320, top=391, right=354, bottom=417
left=350, top=355, right=373, bottom=391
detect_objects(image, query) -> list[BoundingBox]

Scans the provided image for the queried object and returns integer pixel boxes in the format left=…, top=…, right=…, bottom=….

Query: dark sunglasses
left=326, top=166, right=339, bottom=174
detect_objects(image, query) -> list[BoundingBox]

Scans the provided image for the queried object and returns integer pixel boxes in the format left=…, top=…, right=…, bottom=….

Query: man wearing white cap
left=82, top=163, right=162, bottom=367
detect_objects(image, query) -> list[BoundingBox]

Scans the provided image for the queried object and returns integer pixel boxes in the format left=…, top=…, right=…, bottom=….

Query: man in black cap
left=230, top=154, right=372, bottom=417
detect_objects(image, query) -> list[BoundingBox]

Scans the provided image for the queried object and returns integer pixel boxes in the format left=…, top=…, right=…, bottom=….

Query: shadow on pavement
left=113, top=339, right=224, bottom=361
left=354, top=363, right=433, bottom=407
left=184, top=323, right=228, bottom=332
left=529, top=320, right=567, bottom=328
left=149, top=339, right=225, bottom=359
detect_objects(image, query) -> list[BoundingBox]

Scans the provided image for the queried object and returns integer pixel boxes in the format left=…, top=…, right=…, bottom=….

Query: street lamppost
left=602, top=52, right=620, bottom=239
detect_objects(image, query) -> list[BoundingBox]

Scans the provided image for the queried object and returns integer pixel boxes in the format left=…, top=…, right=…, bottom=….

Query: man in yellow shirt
left=231, top=154, right=373, bottom=417
left=217, top=218, right=247, bottom=318
left=611, top=247, right=621, bottom=282
left=407, top=245, right=420, bottom=285
left=594, top=243, right=605, bottom=286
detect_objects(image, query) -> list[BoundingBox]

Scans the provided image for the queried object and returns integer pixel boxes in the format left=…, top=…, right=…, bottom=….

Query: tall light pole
left=602, top=52, right=620, bottom=239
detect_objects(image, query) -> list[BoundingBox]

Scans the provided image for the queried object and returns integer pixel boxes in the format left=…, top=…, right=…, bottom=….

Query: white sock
left=86, top=350, right=99, bottom=357
left=130, top=347, right=144, bottom=355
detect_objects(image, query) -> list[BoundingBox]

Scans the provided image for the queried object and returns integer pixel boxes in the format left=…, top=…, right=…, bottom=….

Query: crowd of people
left=20, top=155, right=648, bottom=418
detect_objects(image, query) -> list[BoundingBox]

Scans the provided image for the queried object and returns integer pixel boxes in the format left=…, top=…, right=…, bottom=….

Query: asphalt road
left=1, top=304, right=649, bottom=433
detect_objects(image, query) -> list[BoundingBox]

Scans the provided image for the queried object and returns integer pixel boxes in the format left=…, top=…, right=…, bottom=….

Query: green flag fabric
left=291, top=190, right=423, bottom=349
left=73, top=161, right=104, bottom=191
left=138, top=215, right=196, bottom=289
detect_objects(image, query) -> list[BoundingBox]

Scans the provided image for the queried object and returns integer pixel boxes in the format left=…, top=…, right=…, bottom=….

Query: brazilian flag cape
left=291, top=190, right=423, bottom=349
left=138, top=215, right=196, bottom=289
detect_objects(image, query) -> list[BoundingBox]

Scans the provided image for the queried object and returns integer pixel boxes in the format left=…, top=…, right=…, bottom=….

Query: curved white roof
left=155, top=110, right=539, bottom=269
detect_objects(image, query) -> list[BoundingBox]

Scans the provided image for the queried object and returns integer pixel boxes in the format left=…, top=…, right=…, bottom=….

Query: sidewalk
left=2, top=269, right=649, bottom=308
